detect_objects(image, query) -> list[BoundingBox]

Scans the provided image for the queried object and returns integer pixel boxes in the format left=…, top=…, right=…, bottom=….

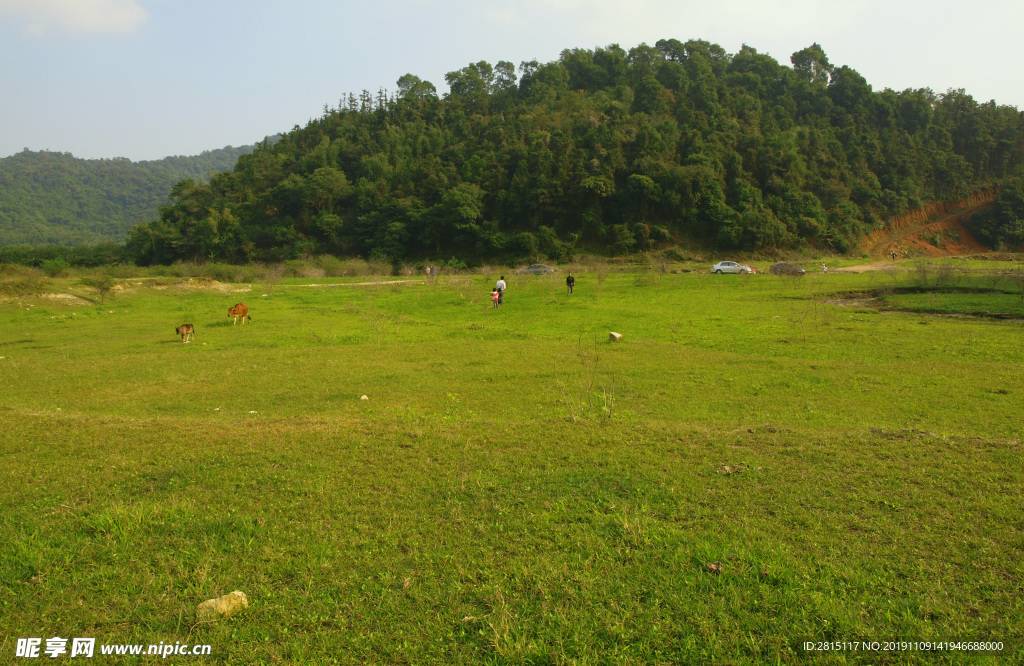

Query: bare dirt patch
left=861, top=190, right=996, bottom=258
left=41, top=293, right=92, bottom=304
left=276, top=280, right=423, bottom=288
left=824, top=296, right=882, bottom=308
left=177, top=278, right=251, bottom=293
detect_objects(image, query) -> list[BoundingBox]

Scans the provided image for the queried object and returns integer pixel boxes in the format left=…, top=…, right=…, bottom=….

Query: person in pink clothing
left=490, top=289, right=500, bottom=308
left=495, top=276, right=506, bottom=305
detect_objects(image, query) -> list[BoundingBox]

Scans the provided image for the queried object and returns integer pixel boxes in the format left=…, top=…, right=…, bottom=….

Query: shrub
left=41, top=258, right=70, bottom=277
left=649, top=225, right=671, bottom=243
left=611, top=225, right=636, bottom=255
left=314, top=255, right=345, bottom=276
left=201, top=262, right=243, bottom=282
left=511, top=232, right=539, bottom=261
left=79, top=275, right=116, bottom=303
left=0, top=265, right=47, bottom=296
left=105, top=263, right=142, bottom=279
left=366, top=258, right=394, bottom=276
left=284, top=259, right=309, bottom=277
left=439, top=257, right=468, bottom=272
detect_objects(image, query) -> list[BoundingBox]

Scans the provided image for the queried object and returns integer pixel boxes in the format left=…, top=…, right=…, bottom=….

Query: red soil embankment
left=860, top=188, right=998, bottom=257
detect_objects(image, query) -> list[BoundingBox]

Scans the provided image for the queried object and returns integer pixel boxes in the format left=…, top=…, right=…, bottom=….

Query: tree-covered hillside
left=127, top=40, right=1024, bottom=265
left=0, top=145, right=257, bottom=246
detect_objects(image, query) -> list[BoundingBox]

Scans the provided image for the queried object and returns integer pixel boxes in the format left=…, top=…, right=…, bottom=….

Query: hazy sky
left=2, top=0, right=1021, bottom=161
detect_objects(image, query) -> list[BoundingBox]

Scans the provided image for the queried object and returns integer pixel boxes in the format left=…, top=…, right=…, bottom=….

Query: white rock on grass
left=609, top=332, right=622, bottom=342
left=360, top=395, right=369, bottom=401
left=196, top=590, right=248, bottom=622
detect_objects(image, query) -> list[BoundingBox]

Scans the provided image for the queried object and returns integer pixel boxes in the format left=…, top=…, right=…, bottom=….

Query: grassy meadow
left=1, top=259, right=1022, bottom=664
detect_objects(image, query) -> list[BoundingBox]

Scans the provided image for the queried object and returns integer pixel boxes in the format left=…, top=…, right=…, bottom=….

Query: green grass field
left=1, top=262, right=1022, bottom=664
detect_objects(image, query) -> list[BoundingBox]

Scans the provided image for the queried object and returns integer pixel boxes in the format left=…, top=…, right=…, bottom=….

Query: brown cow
left=175, top=324, right=195, bottom=342
left=228, top=303, right=251, bottom=325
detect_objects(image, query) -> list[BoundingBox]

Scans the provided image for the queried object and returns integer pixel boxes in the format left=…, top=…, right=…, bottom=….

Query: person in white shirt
left=495, top=276, right=506, bottom=305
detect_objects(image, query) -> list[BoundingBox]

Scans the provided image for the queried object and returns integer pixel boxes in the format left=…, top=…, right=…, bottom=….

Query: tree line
left=0, top=145, right=258, bottom=247
left=112, top=40, right=1024, bottom=263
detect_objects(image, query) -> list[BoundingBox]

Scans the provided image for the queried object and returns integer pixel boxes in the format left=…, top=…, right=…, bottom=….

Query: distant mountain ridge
left=0, top=145, right=259, bottom=246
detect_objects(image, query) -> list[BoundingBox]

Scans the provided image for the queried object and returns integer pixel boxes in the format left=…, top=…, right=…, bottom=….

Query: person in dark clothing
left=566, top=272, right=575, bottom=295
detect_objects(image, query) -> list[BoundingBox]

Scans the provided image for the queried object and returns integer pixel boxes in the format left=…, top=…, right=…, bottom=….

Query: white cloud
left=0, top=0, right=148, bottom=35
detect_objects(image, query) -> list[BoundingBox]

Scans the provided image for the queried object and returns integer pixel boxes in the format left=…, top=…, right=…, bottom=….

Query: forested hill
left=0, top=145, right=257, bottom=246
left=127, top=40, right=1024, bottom=265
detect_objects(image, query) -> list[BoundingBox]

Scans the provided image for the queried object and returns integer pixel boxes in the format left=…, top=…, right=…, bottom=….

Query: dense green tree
left=791, top=43, right=832, bottom=87
left=0, top=144, right=258, bottom=246
left=397, top=74, right=438, bottom=101
left=969, top=168, right=1024, bottom=247
left=117, top=39, right=1022, bottom=264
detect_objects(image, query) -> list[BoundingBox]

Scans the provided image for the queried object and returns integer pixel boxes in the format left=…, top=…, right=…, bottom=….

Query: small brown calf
left=228, top=303, right=251, bottom=325
left=175, top=324, right=195, bottom=342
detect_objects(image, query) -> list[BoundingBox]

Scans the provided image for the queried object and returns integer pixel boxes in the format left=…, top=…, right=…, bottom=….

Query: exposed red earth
left=859, top=188, right=997, bottom=259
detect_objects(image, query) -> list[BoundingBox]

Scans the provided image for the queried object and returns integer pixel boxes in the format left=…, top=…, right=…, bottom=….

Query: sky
left=1, top=0, right=1021, bottom=162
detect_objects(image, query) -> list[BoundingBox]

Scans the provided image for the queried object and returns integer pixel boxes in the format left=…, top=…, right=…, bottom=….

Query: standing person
left=495, top=276, right=506, bottom=306
left=822, top=262, right=827, bottom=274
left=566, top=272, right=575, bottom=295
left=430, top=265, right=435, bottom=278
left=490, top=288, right=500, bottom=308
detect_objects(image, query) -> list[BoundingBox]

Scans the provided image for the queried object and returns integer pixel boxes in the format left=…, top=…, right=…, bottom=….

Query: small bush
left=331, top=259, right=369, bottom=276
left=41, top=258, right=70, bottom=277
left=284, top=260, right=309, bottom=277
left=79, top=275, right=117, bottom=303
left=649, top=225, right=671, bottom=243
left=202, top=263, right=244, bottom=282
left=913, top=260, right=931, bottom=287
left=545, top=240, right=575, bottom=263
left=0, top=265, right=47, bottom=296
left=154, top=263, right=188, bottom=278
left=439, top=257, right=468, bottom=272
left=664, top=248, right=699, bottom=262
left=935, top=262, right=958, bottom=286
left=105, top=263, right=143, bottom=279
left=0, top=264, right=42, bottom=279
left=314, top=255, right=345, bottom=277
left=366, top=259, right=393, bottom=276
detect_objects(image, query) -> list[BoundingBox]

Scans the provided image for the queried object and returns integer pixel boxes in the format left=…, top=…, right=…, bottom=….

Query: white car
left=711, top=261, right=754, bottom=274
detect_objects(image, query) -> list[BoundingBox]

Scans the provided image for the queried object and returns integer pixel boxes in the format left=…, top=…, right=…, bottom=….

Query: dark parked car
left=769, top=262, right=806, bottom=276
left=515, top=264, right=556, bottom=275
